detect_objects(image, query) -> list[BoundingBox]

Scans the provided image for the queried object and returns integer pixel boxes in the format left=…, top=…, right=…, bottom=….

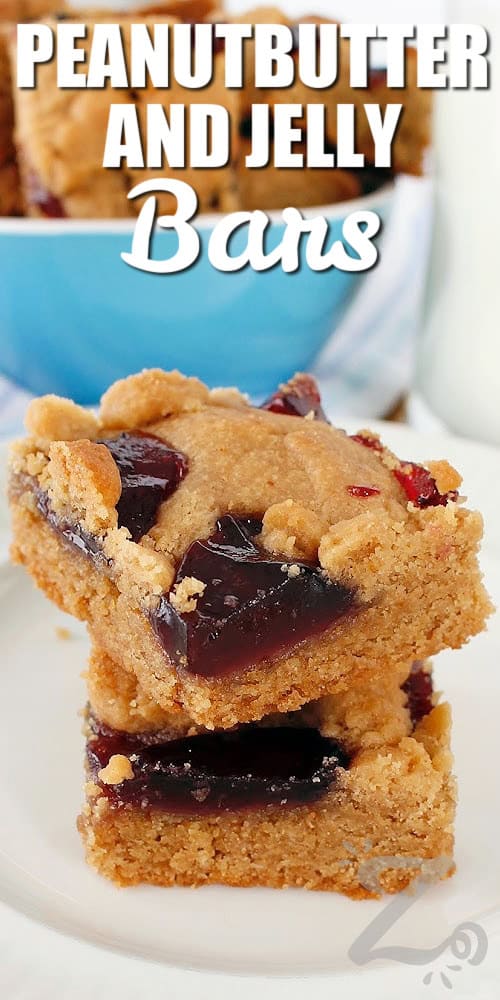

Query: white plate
left=0, top=422, right=499, bottom=995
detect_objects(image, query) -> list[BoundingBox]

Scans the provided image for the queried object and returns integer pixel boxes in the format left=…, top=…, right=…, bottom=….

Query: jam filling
left=98, top=432, right=188, bottom=543
left=369, top=68, right=388, bottom=89
left=393, top=463, right=459, bottom=509
left=26, top=170, right=66, bottom=218
left=260, top=373, right=329, bottom=422
left=151, top=515, right=356, bottom=678
left=35, top=488, right=108, bottom=564
left=350, top=433, right=383, bottom=452
left=403, top=661, right=434, bottom=726
left=350, top=434, right=458, bottom=508
left=87, top=715, right=349, bottom=815
left=347, top=485, right=381, bottom=498
left=35, top=432, right=187, bottom=555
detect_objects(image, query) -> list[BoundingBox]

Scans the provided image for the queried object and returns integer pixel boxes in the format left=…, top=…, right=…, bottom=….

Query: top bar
left=9, top=369, right=492, bottom=728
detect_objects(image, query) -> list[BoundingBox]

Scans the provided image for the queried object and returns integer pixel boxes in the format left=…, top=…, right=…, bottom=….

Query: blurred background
left=1, top=0, right=499, bottom=446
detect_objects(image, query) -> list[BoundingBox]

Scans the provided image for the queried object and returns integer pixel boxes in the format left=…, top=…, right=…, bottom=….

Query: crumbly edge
left=8, top=369, right=490, bottom=614
left=78, top=702, right=455, bottom=896
left=9, top=495, right=492, bottom=728
left=86, top=641, right=415, bottom=749
left=85, top=644, right=201, bottom=736
left=9, top=373, right=255, bottom=602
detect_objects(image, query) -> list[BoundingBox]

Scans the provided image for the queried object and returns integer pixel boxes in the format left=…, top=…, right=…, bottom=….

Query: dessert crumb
left=98, top=754, right=134, bottom=785
left=170, top=576, right=207, bottom=613
left=55, top=626, right=72, bottom=641
left=427, top=460, right=463, bottom=494
left=281, top=563, right=301, bottom=579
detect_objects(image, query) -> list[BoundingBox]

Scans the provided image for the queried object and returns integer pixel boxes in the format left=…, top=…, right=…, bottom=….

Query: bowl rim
left=0, top=179, right=396, bottom=235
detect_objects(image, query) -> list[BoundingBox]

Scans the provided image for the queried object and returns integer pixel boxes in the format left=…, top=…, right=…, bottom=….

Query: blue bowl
left=0, top=184, right=394, bottom=404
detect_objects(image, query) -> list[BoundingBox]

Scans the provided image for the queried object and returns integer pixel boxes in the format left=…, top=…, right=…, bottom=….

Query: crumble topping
left=39, top=439, right=121, bottom=534
left=104, top=529, right=176, bottom=600
left=282, top=563, right=301, bottom=579
left=99, top=369, right=211, bottom=429
left=25, top=394, right=99, bottom=447
left=261, top=500, right=327, bottom=560
left=98, top=754, right=134, bottom=785
left=170, top=576, right=207, bottom=613
left=209, top=386, right=250, bottom=410
left=427, top=460, right=463, bottom=495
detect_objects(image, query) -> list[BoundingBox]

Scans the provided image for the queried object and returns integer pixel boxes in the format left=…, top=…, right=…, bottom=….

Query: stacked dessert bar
left=9, top=370, right=491, bottom=895
left=0, top=1, right=222, bottom=217
left=1, top=2, right=431, bottom=218
left=0, top=1, right=68, bottom=215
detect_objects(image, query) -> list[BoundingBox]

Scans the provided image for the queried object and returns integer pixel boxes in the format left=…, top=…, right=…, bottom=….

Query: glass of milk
left=410, top=0, right=500, bottom=445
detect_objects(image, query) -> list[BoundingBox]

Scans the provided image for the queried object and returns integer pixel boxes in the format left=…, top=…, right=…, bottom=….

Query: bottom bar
left=79, top=655, right=456, bottom=898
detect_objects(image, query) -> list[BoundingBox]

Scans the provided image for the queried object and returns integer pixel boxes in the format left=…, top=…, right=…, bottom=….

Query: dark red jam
left=350, top=434, right=458, bottom=508
left=35, top=488, right=108, bottom=564
left=151, top=515, right=355, bottom=678
left=403, top=662, right=434, bottom=726
left=260, top=374, right=329, bottom=422
left=99, top=433, right=188, bottom=542
left=87, top=715, right=349, bottom=815
left=26, top=170, right=66, bottom=218
left=393, top=463, right=458, bottom=509
left=350, top=433, right=383, bottom=452
left=35, top=432, right=187, bottom=555
left=369, top=68, right=388, bottom=89
left=347, top=485, right=381, bottom=498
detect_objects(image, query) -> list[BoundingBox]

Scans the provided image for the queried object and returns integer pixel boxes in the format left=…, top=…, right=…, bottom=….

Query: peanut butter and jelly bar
left=1, top=2, right=71, bottom=216
left=79, top=651, right=455, bottom=896
left=236, top=138, right=363, bottom=211
left=238, top=8, right=431, bottom=177
left=9, top=11, right=239, bottom=218
left=9, top=369, right=491, bottom=729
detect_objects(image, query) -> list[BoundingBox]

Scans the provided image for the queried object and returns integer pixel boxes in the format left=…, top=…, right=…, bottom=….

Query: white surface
left=0, top=423, right=499, bottom=997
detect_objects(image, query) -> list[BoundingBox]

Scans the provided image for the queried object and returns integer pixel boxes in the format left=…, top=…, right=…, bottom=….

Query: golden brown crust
left=78, top=700, right=455, bottom=896
left=24, top=394, right=99, bottom=446
left=8, top=499, right=383, bottom=725
left=99, top=369, right=211, bottom=429
left=85, top=645, right=199, bottom=735
left=307, top=662, right=413, bottom=753
left=85, top=641, right=416, bottom=742
left=40, top=439, right=122, bottom=533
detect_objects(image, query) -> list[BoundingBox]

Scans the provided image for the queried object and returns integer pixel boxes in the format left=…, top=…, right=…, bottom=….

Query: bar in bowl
left=238, top=8, right=432, bottom=177
left=9, top=9, right=240, bottom=218
left=0, top=2, right=73, bottom=216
